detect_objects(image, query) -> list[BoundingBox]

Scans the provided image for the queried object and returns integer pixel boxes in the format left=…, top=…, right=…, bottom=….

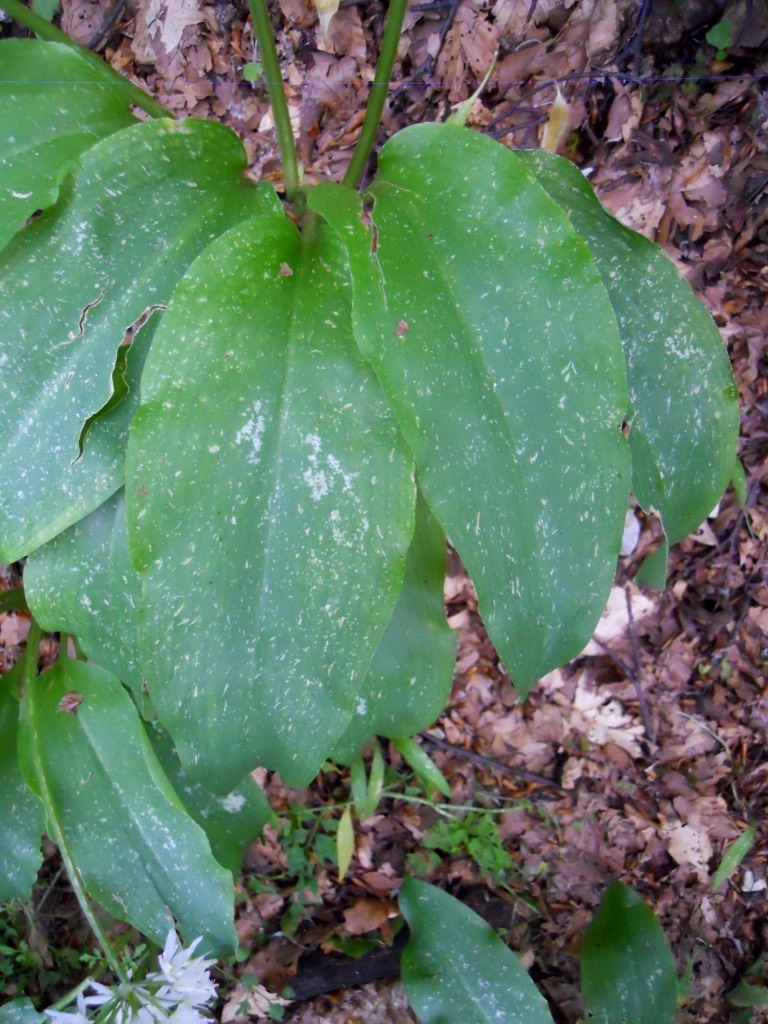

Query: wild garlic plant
left=0, top=0, right=739, bottom=1019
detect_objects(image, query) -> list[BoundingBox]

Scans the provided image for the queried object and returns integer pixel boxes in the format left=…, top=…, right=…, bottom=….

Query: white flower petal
left=81, top=981, right=116, bottom=1009
left=45, top=1010, right=90, bottom=1024
left=166, top=1004, right=210, bottom=1024
left=148, top=933, right=217, bottom=1007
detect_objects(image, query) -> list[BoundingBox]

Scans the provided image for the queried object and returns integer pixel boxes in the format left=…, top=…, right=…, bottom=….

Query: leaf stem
left=379, top=789, right=527, bottom=815
left=48, top=977, right=92, bottom=1013
left=22, top=621, right=128, bottom=984
left=342, top=0, right=409, bottom=189
left=0, top=0, right=173, bottom=120
left=248, top=0, right=300, bottom=204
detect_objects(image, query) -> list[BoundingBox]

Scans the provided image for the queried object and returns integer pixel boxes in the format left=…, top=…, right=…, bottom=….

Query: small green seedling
left=706, top=17, right=737, bottom=60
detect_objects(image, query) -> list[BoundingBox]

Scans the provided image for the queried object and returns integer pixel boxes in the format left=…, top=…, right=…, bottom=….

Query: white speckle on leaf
left=235, top=401, right=265, bottom=464
left=220, top=792, right=246, bottom=813
left=303, top=433, right=329, bottom=500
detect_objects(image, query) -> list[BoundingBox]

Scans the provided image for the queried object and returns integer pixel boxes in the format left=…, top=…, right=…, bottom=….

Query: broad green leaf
left=332, top=490, right=455, bottom=762
left=517, top=149, right=739, bottom=546
left=0, top=999, right=45, bottom=1024
left=18, top=658, right=236, bottom=955
left=399, top=878, right=555, bottom=1023
left=581, top=880, right=677, bottom=1024
left=312, top=124, right=631, bottom=695
left=25, top=490, right=142, bottom=693
left=712, top=824, right=756, bottom=890
left=0, top=661, right=44, bottom=901
left=0, top=39, right=136, bottom=253
left=146, top=720, right=273, bottom=876
left=127, top=216, right=415, bottom=792
left=0, top=117, right=280, bottom=562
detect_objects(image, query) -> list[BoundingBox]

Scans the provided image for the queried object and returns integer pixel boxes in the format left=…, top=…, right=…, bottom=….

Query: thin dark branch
left=613, top=0, right=653, bottom=69
left=87, top=0, right=129, bottom=50
left=489, top=114, right=548, bottom=139
left=420, top=732, right=565, bottom=791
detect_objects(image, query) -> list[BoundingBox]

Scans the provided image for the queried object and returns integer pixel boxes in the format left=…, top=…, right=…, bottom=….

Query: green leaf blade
left=25, top=489, right=142, bottom=692
left=399, top=878, right=555, bottom=1024
left=337, top=805, right=354, bottom=880
left=0, top=117, right=279, bottom=562
left=0, top=999, right=45, bottom=1024
left=127, top=215, right=415, bottom=791
left=146, top=721, right=273, bottom=877
left=0, top=661, right=45, bottom=901
left=19, top=658, right=237, bottom=955
left=580, top=880, right=677, bottom=1024
left=0, top=39, right=136, bottom=253
left=712, top=824, right=756, bottom=890
left=332, top=490, right=455, bottom=762
left=313, top=124, right=631, bottom=695
left=517, top=149, right=739, bottom=546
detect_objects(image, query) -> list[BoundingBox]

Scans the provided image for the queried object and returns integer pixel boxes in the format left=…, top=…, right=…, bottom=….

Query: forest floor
left=1, top=0, right=767, bottom=1020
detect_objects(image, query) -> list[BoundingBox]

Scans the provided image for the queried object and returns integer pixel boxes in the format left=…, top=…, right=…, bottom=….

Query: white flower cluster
left=46, top=932, right=218, bottom=1024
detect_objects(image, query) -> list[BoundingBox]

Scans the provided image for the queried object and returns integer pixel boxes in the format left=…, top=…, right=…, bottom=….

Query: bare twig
left=420, top=732, right=565, bottom=791
left=87, top=0, right=129, bottom=50
left=613, top=0, right=653, bottom=70
left=489, top=114, right=548, bottom=139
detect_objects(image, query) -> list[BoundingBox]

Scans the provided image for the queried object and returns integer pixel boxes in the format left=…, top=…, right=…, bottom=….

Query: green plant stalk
left=49, top=977, right=92, bottom=1013
left=22, top=620, right=128, bottom=984
left=380, top=789, right=486, bottom=816
left=342, top=0, right=409, bottom=189
left=248, top=0, right=300, bottom=204
left=0, top=0, right=173, bottom=120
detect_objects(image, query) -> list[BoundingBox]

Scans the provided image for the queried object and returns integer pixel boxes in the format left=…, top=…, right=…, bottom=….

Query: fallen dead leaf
left=221, top=981, right=291, bottom=1023
left=132, top=0, right=206, bottom=68
left=661, top=820, right=714, bottom=883
left=342, top=898, right=396, bottom=935
left=569, top=673, right=645, bottom=757
left=581, top=585, right=655, bottom=655
left=0, top=612, right=29, bottom=646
